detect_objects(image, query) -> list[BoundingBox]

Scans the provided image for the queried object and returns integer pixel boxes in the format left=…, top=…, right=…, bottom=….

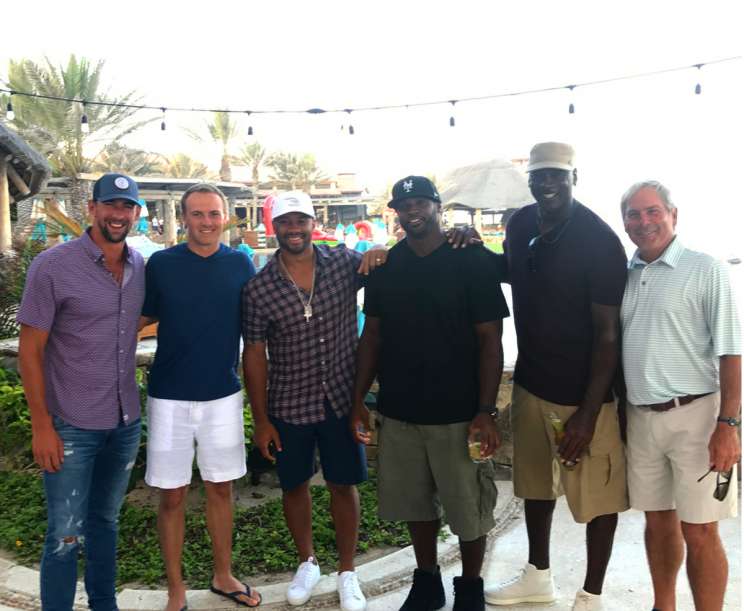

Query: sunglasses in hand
left=697, top=467, right=734, bottom=501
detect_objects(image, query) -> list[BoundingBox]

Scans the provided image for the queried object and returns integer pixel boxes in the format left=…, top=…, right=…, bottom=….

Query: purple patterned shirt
left=16, top=228, right=145, bottom=430
left=242, top=244, right=363, bottom=425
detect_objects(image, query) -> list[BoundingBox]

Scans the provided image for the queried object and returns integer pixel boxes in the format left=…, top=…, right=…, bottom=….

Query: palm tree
left=91, top=143, right=163, bottom=176
left=161, top=153, right=216, bottom=179
left=184, top=110, right=239, bottom=182
left=266, top=152, right=329, bottom=193
left=233, top=142, right=268, bottom=227
left=367, top=182, right=393, bottom=217
left=1, top=55, right=155, bottom=223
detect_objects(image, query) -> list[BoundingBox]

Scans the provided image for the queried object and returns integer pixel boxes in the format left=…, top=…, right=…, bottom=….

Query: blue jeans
left=40, top=415, right=141, bottom=611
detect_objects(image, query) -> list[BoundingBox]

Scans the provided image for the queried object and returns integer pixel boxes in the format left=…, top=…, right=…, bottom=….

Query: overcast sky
left=2, top=0, right=742, bottom=259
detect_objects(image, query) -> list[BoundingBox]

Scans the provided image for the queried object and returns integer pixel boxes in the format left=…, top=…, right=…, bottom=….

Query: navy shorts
left=269, top=399, right=368, bottom=492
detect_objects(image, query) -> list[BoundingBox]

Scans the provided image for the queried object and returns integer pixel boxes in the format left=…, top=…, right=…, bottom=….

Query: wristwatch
left=479, top=405, right=499, bottom=418
left=717, top=416, right=740, bottom=427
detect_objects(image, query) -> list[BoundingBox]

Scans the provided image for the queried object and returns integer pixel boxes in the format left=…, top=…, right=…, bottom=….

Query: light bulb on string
left=345, top=109, right=354, bottom=135
left=246, top=111, right=253, bottom=136
left=81, top=101, right=90, bottom=133
left=449, top=100, right=456, bottom=127
left=694, top=63, right=703, bottom=95
left=160, top=107, right=166, bottom=131
left=6, top=92, right=14, bottom=121
left=567, top=85, right=576, bottom=114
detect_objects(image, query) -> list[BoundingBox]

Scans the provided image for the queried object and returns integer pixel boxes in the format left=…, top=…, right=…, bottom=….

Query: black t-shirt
left=504, top=201, right=627, bottom=406
left=364, top=237, right=510, bottom=425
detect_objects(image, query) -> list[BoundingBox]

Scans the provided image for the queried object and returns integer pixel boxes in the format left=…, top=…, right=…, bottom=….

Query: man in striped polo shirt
left=619, top=180, right=741, bottom=611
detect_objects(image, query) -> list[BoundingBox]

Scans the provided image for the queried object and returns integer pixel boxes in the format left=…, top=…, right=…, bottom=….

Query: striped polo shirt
left=620, top=237, right=741, bottom=406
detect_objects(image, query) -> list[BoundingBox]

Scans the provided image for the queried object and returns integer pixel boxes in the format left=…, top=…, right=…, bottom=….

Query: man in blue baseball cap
left=16, top=173, right=146, bottom=611
left=90, top=173, right=143, bottom=243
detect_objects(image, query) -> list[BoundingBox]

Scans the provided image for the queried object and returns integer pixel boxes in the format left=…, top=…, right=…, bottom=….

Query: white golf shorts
left=626, top=392, right=738, bottom=524
left=145, top=390, right=246, bottom=489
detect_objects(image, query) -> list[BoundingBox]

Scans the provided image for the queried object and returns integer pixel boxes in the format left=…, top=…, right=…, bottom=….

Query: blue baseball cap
left=92, top=173, right=141, bottom=205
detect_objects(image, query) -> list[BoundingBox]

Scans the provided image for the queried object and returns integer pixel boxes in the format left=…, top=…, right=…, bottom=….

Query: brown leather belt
left=641, top=392, right=713, bottom=412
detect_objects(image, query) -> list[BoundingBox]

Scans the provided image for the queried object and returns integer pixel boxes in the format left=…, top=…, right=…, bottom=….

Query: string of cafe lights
left=2, top=56, right=740, bottom=135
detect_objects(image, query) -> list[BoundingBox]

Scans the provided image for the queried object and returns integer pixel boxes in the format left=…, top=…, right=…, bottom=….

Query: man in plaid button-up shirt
left=242, top=192, right=387, bottom=608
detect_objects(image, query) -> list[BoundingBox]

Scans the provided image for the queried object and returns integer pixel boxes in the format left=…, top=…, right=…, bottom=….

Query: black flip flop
left=179, top=607, right=188, bottom=611
left=209, top=583, right=262, bottom=608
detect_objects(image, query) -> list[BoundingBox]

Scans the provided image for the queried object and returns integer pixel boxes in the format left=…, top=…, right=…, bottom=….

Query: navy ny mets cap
left=92, top=173, right=141, bottom=205
left=388, top=175, right=441, bottom=209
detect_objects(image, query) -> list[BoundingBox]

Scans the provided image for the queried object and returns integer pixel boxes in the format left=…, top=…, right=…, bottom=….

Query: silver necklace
left=535, top=201, right=577, bottom=244
left=279, top=250, right=316, bottom=322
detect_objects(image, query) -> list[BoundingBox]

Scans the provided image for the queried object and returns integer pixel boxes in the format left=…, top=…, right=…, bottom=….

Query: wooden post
left=0, top=158, right=11, bottom=254
left=163, top=197, right=177, bottom=248
left=323, top=203, right=329, bottom=226
left=475, top=208, right=482, bottom=234
left=6, top=163, right=31, bottom=198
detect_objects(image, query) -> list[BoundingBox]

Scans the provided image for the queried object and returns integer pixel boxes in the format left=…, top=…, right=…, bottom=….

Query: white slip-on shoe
left=571, top=588, right=604, bottom=611
left=337, top=571, right=366, bottom=611
left=484, top=563, right=556, bottom=605
left=286, top=557, right=321, bottom=605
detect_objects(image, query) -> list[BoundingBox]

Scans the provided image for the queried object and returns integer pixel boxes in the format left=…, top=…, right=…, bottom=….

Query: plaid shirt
left=242, top=244, right=364, bottom=425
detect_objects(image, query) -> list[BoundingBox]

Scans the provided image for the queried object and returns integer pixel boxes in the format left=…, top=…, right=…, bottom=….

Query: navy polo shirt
left=143, top=243, right=256, bottom=401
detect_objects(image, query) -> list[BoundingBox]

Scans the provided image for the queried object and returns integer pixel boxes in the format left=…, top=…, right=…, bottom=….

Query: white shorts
left=626, top=392, right=738, bottom=524
left=145, top=390, right=246, bottom=489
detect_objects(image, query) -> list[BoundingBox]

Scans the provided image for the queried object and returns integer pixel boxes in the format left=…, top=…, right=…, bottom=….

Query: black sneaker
left=453, top=576, right=485, bottom=611
left=399, top=567, right=446, bottom=611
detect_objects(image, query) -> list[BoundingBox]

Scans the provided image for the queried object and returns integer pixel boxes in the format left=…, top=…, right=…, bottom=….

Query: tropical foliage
left=233, top=141, right=268, bottom=226
left=91, top=143, right=163, bottom=177
left=266, top=152, right=329, bottom=193
left=0, top=236, right=48, bottom=340
left=0, top=55, right=155, bottom=222
left=184, top=110, right=239, bottom=182
left=160, top=153, right=216, bottom=179
left=368, top=181, right=394, bottom=217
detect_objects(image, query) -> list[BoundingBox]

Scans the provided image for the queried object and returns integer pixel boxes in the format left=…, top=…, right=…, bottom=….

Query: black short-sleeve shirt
left=364, top=237, right=510, bottom=425
left=504, top=202, right=627, bottom=406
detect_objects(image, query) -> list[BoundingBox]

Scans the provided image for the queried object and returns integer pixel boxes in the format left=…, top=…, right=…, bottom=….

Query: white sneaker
left=337, top=571, right=366, bottom=611
left=286, top=557, right=321, bottom=605
left=571, top=588, right=604, bottom=610
left=484, top=563, right=556, bottom=605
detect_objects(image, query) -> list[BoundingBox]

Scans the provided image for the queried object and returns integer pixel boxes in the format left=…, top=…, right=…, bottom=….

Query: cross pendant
left=304, top=304, right=312, bottom=322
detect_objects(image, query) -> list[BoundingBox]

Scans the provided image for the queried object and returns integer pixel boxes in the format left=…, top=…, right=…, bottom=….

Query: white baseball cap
left=526, top=142, right=576, bottom=173
left=272, top=191, right=316, bottom=220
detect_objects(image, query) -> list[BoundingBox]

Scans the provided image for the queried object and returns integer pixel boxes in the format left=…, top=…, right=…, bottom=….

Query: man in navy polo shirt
left=17, top=173, right=145, bottom=611
left=139, top=184, right=261, bottom=609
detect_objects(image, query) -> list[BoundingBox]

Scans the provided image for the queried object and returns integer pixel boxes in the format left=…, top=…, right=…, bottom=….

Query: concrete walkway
left=0, top=486, right=739, bottom=611
left=369, top=495, right=742, bottom=611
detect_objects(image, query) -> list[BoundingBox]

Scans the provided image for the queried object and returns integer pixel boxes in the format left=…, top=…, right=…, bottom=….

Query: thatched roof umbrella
left=439, top=159, right=533, bottom=230
left=0, top=122, right=53, bottom=253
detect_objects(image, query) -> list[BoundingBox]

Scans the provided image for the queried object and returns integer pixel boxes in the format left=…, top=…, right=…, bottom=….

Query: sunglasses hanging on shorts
left=697, top=468, right=734, bottom=501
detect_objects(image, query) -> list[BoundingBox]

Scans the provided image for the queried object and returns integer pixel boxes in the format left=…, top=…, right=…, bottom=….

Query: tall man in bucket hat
left=17, top=173, right=145, bottom=611
left=483, top=144, right=629, bottom=611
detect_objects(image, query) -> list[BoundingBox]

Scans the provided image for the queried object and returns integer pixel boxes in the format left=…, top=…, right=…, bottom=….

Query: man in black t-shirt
left=482, top=143, right=628, bottom=611
left=351, top=176, right=510, bottom=611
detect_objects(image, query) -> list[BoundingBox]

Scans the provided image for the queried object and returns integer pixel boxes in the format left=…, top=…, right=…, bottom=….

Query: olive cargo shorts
left=375, top=413, right=499, bottom=541
left=511, top=383, right=629, bottom=524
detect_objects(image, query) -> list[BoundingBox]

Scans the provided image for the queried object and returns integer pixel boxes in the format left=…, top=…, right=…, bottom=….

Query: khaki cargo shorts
left=511, top=384, right=629, bottom=524
left=374, top=412, right=499, bottom=542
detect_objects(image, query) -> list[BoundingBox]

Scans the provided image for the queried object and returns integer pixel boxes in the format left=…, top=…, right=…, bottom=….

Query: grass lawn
left=0, top=469, right=427, bottom=588
left=484, top=243, right=504, bottom=253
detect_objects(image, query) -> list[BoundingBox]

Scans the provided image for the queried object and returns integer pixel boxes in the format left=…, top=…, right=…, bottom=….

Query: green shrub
left=0, top=364, right=33, bottom=468
left=0, top=469, right=428, bottom=587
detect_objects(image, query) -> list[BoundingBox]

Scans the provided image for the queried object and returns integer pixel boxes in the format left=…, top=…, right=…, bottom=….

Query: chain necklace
left=278, top=250, right=316, bottom=322
left=535, top=201, right=577, bottom=244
